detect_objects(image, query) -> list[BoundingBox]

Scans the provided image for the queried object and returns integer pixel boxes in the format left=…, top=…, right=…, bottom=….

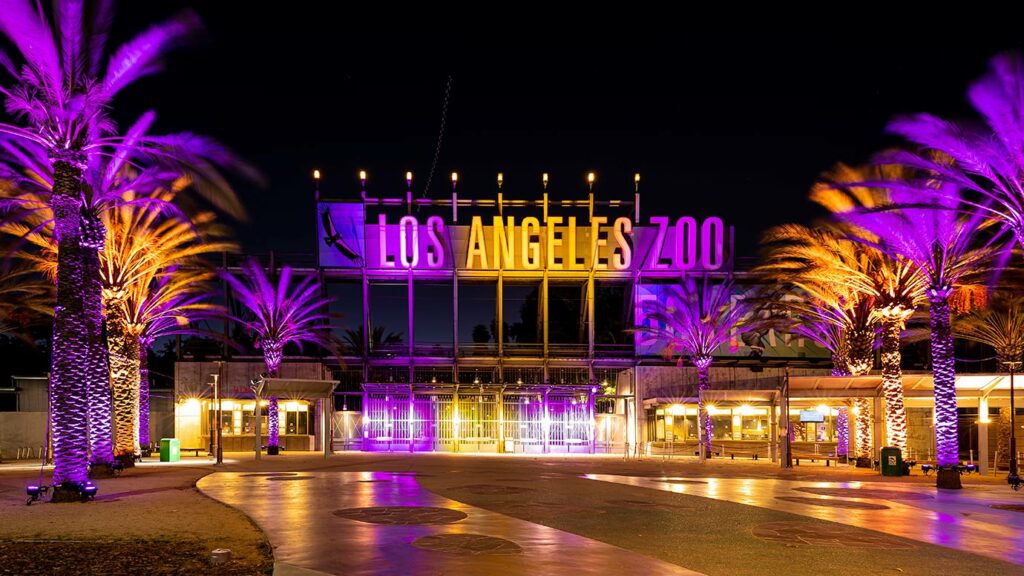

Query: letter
left=378, top=214, right=395, bottom=268
left=612, top=217, right=632, bottom=270
left=466, top=216, right=488, bottom=269
left=648, top=216, right=669, bottom=269
left=701, top=217, right=725, bottom=270
left=492, top=216, right=515, bottom=269
left=566, top=216, right=585, bottom=270
left=674, top=216, right=697, bottom=270
left=546, top=216, right=564, bottom=270
left=591, top=216, right=608, bottom=270
left=522, top=217, right=541, bottom=270
left=399, top=215, right=419, bottom=268
left=426, top=216, right=445, bottom=268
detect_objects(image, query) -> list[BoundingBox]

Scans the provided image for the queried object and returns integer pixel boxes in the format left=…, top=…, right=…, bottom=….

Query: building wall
left=0, top=412, right=48, bottom=459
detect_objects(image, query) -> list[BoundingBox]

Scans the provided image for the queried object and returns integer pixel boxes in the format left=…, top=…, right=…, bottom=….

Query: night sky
left=110, top=6, right=1024, bottom=259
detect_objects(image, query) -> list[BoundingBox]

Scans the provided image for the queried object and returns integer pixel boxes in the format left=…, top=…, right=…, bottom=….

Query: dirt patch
left=0, top=538, right=272, bottom=575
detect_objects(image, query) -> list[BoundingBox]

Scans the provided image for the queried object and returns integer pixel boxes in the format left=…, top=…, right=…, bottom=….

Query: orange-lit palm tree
left=100, top=189, right=233, bottom=460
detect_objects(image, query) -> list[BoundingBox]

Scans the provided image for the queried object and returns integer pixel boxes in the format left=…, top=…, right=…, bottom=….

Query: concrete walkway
left=198, top=471, right=703, bottom=576
left=585, top=474, right=1024, bottom=565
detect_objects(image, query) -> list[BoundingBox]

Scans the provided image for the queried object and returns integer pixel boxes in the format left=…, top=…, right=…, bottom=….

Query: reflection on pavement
left=198, top=471, right=703, bottom=576
left=584, top=474, right=1024, bottom=565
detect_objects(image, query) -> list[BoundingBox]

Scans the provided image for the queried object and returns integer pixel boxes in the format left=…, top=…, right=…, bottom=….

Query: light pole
left=250, top=373, right=266, bottom=462
left=212, top=362, right=224, bottom=465
left=1003, top=361, right=1021, bottom=489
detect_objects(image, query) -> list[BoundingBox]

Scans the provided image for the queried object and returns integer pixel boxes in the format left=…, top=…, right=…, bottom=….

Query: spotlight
left=82, top=481, right=98, bottom=499
left=25, top=484, right=48, bottom=506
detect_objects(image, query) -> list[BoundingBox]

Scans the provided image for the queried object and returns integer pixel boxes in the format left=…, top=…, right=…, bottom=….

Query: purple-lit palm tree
left=0, top=0, right=216, bottom=490
left=881, top=54, right=1024, bottom=251
left=224, top=261, right=334, bottom=451
left=820, top=166, right=996, bottom=486
left=638, top=275, right=752, bottom=457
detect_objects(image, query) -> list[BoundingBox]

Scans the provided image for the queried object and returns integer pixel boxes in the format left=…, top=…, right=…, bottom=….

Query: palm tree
left=341, top=325, right=404, bottom=356
left=0, top=264, right=53, bottom=338
left=880, top=54, right=1024, bottom=250
left=638, top=275, right=752, bottom=457
left=818, top=164, right=996, bottom=485
left=224, top=260, right=335, bottom=451
left=100, top=189, right=233, bottom=461
left=956, top=295, right=1024, bottom=367
left=0, top=1, right=240, bottom=491
left=760, top=221, right=925, bottom=456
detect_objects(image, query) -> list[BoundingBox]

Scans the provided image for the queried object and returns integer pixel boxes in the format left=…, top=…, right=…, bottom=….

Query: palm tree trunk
left=264, top=345, right=282, bottom=450
left=139, top=339, right=151, bottom=450
left=880, top=316, right=908, bottom=455
left=854, top=398, right=872, bottom=458
left=49, top=159, right=90, bottom=489
left=696, top=360, right=713, bottom=455
left=268, top=396, right=279, bottom=448
left=836, top=407, right=849, bottom=458
left=929, top=293, right=960, bottom=470
left=81, top=226, right=114, bottom=469
left=107, top=302, right=140, bottom=461
left=830, top=352, right=850, bottom=377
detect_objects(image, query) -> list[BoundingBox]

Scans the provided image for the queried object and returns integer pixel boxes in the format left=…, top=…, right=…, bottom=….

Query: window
left=368, top=282, right=408, bottom=356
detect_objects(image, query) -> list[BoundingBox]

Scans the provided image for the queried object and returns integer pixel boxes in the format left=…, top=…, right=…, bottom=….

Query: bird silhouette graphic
left=321, top=208, right=362, bottom=264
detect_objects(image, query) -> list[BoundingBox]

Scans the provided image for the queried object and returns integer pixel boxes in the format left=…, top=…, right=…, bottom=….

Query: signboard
left=799, top=410, right=825, bottom=423
left=318, top=202, right=732, bottom=273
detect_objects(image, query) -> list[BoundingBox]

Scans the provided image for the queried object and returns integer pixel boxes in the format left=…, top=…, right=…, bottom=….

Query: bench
left=793, top=454, right=842, bottom=467
left=180, top=448, right=206, bottom=457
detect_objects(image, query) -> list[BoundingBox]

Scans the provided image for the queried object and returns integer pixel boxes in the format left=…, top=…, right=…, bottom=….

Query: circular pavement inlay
left=455, top=484, right=536, bottom=496
left=412, top=533, right=523, bottom=555
left=794, top=487, right=932, bottom=501
left=333, top=506, right=468, bottom=525
left=752, top=521, right=914, bottom=549
left=241, top=472, right=299, bottom=477
left=268, top=476, right=315, bottom=481
left=991, top=504, right=1024, bottom=513
left=775, top=496, right=889, bottom=510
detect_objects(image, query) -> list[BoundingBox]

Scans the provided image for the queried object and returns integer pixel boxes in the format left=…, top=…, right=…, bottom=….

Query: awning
left=262, top=378, right=338, bottom=399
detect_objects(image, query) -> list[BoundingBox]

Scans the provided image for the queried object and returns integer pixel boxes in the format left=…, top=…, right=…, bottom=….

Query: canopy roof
left=262, top=378, right=338, bottom=399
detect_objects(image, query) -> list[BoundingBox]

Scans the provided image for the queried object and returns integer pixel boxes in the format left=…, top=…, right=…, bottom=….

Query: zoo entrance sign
left=318, top=202, right=732, bottom=273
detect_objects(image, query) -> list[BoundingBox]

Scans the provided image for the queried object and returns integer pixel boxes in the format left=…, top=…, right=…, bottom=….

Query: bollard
left=210, top=548, right=232, bottom=566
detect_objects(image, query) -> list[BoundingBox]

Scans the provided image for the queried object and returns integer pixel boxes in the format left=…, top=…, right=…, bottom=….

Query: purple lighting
left=268, top=397, right=280, bottom=448
left=836, top=408, right=849, bottom=457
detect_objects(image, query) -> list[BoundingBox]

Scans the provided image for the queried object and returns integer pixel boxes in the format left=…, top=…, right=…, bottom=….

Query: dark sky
left=110, top=6, right=1024, bottom=259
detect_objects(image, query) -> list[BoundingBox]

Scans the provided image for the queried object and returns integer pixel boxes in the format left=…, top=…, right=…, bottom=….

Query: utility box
left=880, top=446, right=903, bottom=476
left=160, top=438, right=180, bottom=462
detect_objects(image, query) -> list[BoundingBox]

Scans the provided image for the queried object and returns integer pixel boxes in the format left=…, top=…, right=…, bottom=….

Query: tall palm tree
left=880, top=54, right=1024, bottom=250
left=341, top=325, right=404, bottom=356
left=760, top=221, right=925, bottom=455
left=0, top=1, right=241, bottom=491
left=0, top=264, right=53, bottom=338
left=638, top=275, right=752, bottom=457
left=101, top=189, right=233, bottom=461
left=817, top=164, right=996, bottom=485
left=224, top=261, right=335, bottom=451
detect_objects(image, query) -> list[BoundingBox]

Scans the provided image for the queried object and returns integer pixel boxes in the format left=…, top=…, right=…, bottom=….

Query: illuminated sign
left=319, top=201, right=731, bottom=273
left=799, top=410, right=825, bottom=423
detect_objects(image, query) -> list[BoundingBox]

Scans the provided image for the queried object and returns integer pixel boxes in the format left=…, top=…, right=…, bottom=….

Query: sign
left=318, top=201, right=732, bottom=273
left=799, top=410, right=825, bottom=423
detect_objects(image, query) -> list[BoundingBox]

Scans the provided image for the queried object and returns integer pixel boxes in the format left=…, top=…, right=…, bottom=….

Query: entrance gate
left=360, top=383, right=597, bottom=453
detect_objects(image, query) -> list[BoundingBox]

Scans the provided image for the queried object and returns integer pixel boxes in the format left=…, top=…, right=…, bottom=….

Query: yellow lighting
left=358, top=169, right=367, bottom=181
left=497, top=172, right=504, bottom=185
left=705, top=404, right=717, bottom=415
left=542, top=172, right=549, bottom=184
left=634, top=173, right=640, bottom=183
left=221, top=400, right=234, bottom=411
left=667, top=404, right=686, bottom=416
left=451, top=171, right=458, bottom=183
left=816, top=404, right=830, bottom=415
left=260, top=400, right=269, bottom=406
left=405, top=171, right=413, bottom=182
left=738, top=404, right=754, bottom=416
left=313, top=169, right=321, bottom=180
left=181, top=398, right=201, bottom=416
left=587, top=172, right=595, bottom=184
left=285, top=401, right=299, bottom=412
left=851, top=406, right=860, bottom=415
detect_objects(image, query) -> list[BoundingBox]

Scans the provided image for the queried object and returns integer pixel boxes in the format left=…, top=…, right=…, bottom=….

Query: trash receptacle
left=159, top=438, right=180, bottom=462
left=504, top=439, right=515, bottom=453
left=880, top=446, right=902, bottom=476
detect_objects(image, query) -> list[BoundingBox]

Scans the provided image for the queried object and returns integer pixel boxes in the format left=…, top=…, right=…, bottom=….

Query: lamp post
left=250, top=374, right=266, bottom=462
left=212, top=362, right=224, bottom=465
left=1003, top=361, right=1021, bottom=489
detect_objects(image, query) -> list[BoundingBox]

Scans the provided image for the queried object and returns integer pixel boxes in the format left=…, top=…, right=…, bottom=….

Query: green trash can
left=159, top=438, right=180, bottom=462
left=880, top=446, right=903, bottom=476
